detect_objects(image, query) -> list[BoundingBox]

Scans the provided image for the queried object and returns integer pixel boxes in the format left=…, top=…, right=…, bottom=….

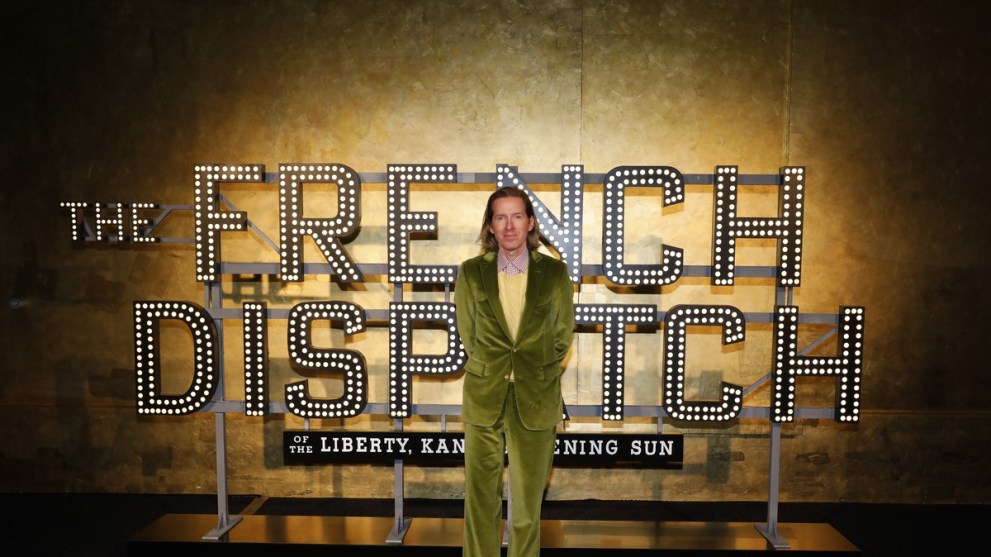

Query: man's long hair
left=477, top=187, right=542, bottom=252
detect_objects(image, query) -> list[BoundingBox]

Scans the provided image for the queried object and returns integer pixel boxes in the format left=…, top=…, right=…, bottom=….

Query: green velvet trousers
left=463, top=384, right=557, bottom=557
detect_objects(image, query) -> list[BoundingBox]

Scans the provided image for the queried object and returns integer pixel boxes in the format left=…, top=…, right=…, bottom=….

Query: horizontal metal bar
left=220, top=262, right=391, bottom=275
left=219, top=263, right=789, bottom=281
left=202, top=401, right=834, bottom=421
left=205, top=305, right=840, bottom=326
left=257, top=172, right=784, bottom=186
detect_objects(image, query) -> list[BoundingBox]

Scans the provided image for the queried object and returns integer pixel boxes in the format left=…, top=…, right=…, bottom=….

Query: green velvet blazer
left=454, top=250, right=575, bottom=431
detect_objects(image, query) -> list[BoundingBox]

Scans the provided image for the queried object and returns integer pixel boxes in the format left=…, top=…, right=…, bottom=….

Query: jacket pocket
left=538, top=360, right=562, bottom=380
left=464, top=356, right=487, bottom=377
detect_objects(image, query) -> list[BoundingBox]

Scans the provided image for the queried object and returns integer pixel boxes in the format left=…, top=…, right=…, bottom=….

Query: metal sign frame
left=65, top=170, right=854, bottom=547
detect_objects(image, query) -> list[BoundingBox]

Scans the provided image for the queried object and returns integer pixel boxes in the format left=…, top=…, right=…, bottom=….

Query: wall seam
left=784, top=0, right=794, bottom=164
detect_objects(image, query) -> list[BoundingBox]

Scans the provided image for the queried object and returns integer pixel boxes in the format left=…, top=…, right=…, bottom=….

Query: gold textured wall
left=2, top=0, right=990, bottom=504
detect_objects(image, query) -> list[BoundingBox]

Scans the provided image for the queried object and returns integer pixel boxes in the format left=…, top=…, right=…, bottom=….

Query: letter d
left=133, top=301, right=219, bottom=416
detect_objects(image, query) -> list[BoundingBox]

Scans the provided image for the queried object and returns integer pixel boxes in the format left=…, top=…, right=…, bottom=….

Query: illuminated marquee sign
left=60, top=163, right=865, bottom=427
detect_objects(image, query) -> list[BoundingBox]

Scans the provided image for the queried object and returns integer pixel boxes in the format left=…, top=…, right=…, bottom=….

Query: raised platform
left=128, top=514, right=859, bottom=555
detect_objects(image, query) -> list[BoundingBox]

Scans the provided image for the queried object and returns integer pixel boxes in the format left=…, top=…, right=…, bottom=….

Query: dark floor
left=4, top=493, right=986, bottom=556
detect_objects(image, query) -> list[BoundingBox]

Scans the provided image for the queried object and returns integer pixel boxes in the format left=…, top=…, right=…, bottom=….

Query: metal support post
left=203, top=410, right=243, bottom=539
left=386, top=418, right=412, bottom=543
left=755, top=421, right=790, bottom=548
left=204, top=282, right=243, bottom=539
left=386, top=280, right=412, bottom=543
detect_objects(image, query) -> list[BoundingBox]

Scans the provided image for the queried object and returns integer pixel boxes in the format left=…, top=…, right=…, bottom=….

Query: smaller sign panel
left=284, top=431, right=683, bottom=467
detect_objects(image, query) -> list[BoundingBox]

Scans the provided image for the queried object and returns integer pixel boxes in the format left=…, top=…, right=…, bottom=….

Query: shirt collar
left=497, top=248, right=529, bottom=275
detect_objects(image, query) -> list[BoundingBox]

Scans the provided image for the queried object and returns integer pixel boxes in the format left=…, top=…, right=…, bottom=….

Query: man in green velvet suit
left=454, top=187, right=575, bottom=557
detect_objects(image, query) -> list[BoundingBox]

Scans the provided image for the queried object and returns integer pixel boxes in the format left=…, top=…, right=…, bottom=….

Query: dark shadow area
left=4, top=493, right=988, bottom=556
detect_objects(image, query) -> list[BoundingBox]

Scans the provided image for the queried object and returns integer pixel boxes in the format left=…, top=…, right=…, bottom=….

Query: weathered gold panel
left=2, top=0, right=989, bottom=506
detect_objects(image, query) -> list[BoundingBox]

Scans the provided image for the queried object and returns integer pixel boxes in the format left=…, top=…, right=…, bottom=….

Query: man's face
left=488, top=196, right=534, bottom=256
